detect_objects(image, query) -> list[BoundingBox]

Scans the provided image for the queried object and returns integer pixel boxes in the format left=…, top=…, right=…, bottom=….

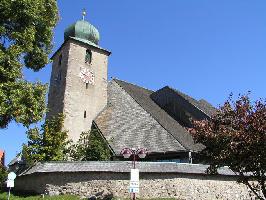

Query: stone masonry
left=14, top=162, right=255, bottom=200
left=47, top=39, right=110, bottom=142
left=15, top=172, right=254, bottom=200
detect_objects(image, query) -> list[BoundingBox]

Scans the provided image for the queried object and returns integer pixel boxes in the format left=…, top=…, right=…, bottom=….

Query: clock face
left=79, top=67, right=95, bottom=85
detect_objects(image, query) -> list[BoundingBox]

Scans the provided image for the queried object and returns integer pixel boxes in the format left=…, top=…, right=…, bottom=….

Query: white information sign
left=130, top=169, right=139, bottom=181
left=6, top=172, right=16, bottom=188
left=129, top=187, right=139, bottom=193
left=8, top=172, right=16, bottom=180
left=129, top=169, right=139, bottom=193
left=130, top=181, right=139, bottom=188
left=7, top=180, right=14, bottom=188
left=7, top=172, right=16, bottom=200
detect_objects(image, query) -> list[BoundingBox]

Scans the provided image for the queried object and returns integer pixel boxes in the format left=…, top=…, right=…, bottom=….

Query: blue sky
left=1, top=0, right=266, bottom=164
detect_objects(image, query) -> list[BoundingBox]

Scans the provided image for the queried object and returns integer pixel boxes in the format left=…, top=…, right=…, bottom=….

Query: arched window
left=85, top=49, right=92, bottom=64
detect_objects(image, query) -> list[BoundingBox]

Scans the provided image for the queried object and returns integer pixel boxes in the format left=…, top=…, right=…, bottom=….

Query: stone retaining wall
left=15, top=172, right=254, bottom=199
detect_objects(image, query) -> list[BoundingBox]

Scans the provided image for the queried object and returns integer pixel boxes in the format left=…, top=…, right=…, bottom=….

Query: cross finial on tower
left=82, top=8, right=86, bottom=21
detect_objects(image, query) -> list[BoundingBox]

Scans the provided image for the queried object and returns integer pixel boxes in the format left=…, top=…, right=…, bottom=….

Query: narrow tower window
left=58, top=54, right=62, bottom=66
left=86, top=83, right=89, bottom=89
left=55, top=69, right=62, bottom=85
left=58, top=69, right=62, bottom=81
left=85, top=49, right=92, bottom=64
left=84, top=111, right=87, bottom=118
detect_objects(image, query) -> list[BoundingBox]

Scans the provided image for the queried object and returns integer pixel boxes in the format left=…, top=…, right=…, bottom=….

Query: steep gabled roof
left=94, top=79, right=205, bottom=156
left=166, top=87, right=216, bottom=117
left=113, top=79, right=204, bottom=152
left=150, top=86, right=216, bottom=128
left=8, top=153, right=23, bottom=166
left=94, top=80, right=187, bottom=155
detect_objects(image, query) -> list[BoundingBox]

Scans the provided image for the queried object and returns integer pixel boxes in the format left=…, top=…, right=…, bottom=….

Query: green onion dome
left=64, top=20, right=100, bottom=45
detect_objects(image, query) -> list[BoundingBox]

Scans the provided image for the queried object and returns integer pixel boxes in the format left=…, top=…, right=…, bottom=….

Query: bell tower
left=47, top=12, right=111, bottom=142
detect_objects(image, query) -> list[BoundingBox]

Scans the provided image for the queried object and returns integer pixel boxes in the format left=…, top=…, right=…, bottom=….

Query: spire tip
left=82, top=8, right=86, bottom=21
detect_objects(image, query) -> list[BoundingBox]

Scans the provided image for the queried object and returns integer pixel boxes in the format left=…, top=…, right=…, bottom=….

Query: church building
left=47, top=15, right=216, bottom=162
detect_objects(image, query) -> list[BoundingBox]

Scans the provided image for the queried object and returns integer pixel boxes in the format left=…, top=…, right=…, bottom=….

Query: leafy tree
left=23, top=114, right=70, bottom=165
left=70, top=127, right=112, bottom=161
left=191, top=94, right=266, bottom=199
left=0, top=0, right=58, bottom=128
left=0, top=165, right=7, bottom=191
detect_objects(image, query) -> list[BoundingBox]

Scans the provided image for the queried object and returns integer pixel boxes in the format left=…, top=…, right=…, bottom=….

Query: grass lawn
left=0, top=192, right=178, bottom=200
left=0, top=192, right=79, bottom=200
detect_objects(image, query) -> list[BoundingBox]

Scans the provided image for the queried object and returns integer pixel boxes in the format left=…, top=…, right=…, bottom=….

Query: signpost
left=129, top=169, right=139, bottom=196
left=120, top=148, right=147, bottom=200
left=7, top=172, right=16, bottom=200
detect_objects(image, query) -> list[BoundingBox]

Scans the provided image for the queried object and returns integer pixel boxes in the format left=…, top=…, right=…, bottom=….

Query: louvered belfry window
left=85, top=49, right=92, bottom=64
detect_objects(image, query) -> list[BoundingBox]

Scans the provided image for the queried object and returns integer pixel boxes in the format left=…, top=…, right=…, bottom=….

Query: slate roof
left=20, top=161, right=236, bottom=176
left=167, top=87, right=216, bottom=117
left=8, top=153, right=23, bottom=166
left=94, top=79, right=209, bottom=155
left=94, top=80, right=187, bottom=155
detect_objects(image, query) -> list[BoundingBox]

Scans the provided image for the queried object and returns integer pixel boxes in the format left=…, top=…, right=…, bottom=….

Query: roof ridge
left=166, top=86, right=211, bottom=117
left=113, top=78, right=154, bottom=93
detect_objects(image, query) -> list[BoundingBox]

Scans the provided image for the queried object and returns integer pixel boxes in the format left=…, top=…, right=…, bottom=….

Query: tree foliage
left=191, top=94, right=266, bottom=199
left=0, top=0, right=58, bottom=128
left=0, top=165, right=7, bottom=191
left=22, top=114, right=70, bottom=166
left=70, top=127, right=112, bottom=161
